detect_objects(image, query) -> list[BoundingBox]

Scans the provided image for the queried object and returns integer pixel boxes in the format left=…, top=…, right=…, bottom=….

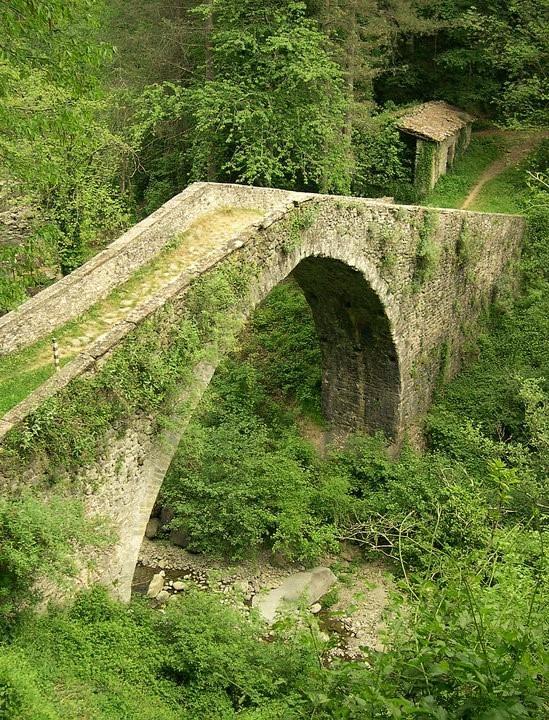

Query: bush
left=0, top=494, right=108, bottom=628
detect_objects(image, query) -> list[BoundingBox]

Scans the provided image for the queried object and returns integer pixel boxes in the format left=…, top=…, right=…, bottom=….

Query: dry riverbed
left=134, top=538, right=394, bottom=662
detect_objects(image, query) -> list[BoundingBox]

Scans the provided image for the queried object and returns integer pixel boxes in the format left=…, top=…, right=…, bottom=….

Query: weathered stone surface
left=146, top=571, right=165, bottom=598
left=155, top=590, right=171, bottom=604
left=252, top=567, right=337, bottom=624
left=145, top=518, right=160, bottom=539
left=0, top=183, right=525, bottom=602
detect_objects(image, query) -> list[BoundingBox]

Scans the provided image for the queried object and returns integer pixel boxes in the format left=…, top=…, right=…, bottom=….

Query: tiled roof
left=396, top=101, right=475, bottom=142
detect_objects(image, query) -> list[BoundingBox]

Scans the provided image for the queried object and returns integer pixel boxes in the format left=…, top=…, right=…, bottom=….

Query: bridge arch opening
left=131, top=254, right=402, bottom=597
left=291, top=255, right=401, bottom=439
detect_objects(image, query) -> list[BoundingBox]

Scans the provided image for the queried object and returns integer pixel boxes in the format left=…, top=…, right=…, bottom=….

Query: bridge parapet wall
left=0, top=184, right=525, bottom=601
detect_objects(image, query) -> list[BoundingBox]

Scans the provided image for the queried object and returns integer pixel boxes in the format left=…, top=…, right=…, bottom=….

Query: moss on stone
left=412, top=210, right=440, bottom=289
left=415, top=140, right=437, bottom=196
left=281, top=205, right=318, bottom=254
left=0, top=258, right=258, bottom=483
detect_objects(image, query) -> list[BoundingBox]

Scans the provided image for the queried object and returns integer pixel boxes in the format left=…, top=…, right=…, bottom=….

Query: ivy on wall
left=280, top=205, right=319, bottom=255
left=0, top=258, right=258, bottom=483
left=414, top=140, right=437, bottom=197
left=413, top=210, right=440, bottom=290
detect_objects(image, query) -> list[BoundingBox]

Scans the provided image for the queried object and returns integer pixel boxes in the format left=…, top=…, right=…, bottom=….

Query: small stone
left=310, top=603, right=322, bottom=614
left=234, top=579, right=249, bottom=594
left=173, top=581, right=185, bottom=591
left=156, top=590, right=170, bottom=604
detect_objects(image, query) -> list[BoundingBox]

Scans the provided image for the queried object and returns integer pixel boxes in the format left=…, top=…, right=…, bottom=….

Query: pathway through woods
left=461, top=130, right=547, bottom=210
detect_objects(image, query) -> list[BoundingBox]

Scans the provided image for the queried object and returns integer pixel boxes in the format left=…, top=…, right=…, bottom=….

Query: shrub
left=0, top=494, right=108, bottom=628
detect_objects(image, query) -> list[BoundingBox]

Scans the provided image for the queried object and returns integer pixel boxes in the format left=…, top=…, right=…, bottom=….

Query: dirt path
left=461, top=131, right=546, bottom=210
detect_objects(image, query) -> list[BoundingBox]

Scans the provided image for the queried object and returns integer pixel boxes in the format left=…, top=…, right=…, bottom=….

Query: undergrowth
left=1, top=146, right=548, bottom=719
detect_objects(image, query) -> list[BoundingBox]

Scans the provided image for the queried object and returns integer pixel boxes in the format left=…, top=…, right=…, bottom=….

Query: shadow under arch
left=121, top=251, right=404, bottom=600
left=291, top=256, right=401, bottom=440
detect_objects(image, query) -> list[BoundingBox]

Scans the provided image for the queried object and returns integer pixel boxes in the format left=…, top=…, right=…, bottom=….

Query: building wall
left=414, top=122, right=473, bottom=193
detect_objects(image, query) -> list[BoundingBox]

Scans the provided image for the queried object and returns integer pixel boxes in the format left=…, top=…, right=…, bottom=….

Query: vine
left=281, top=205, right=318, bottom=255
left=412, top=210, right=440, bottom=290
left=456, top=219, right=482, bottom=268
left=414, top=140, right=437, bottom=196
left=0, top=258, right=258, bottom=483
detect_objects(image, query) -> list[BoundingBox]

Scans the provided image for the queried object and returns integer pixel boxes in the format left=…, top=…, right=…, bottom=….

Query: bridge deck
left=0, top=206, right=262, bottom=415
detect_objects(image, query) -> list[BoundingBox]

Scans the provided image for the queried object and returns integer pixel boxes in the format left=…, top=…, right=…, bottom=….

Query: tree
left=0, top=1, right=131, bottom=310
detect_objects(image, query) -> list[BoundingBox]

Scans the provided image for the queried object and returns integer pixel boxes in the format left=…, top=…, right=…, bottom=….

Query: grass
left=424, top=136, right=503, bottom=209
left=469, top=163, right=528, bottom=214
left=0, top=207, right=261, bottom=417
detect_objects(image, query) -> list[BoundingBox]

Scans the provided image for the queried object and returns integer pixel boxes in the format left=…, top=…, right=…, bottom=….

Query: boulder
left=145, top=518, right=160, bottom=539
left=146, top=571, right=165, bottom=598
left=155, top=590, right=170, bottom=604
left=252, top=567, right=337, bottom=624
left=160, top=507, right=175, bottom=526
left=169, top=529, right=189, bottom=548
left=172, top=581, right=185, bottom=591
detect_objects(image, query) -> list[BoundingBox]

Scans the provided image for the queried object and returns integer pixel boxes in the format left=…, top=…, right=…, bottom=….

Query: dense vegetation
left=1, top=1, right=547, bottom=311
left=1, top=145, right=547, bottom=719
left=0, top=1, right=548, bottom=719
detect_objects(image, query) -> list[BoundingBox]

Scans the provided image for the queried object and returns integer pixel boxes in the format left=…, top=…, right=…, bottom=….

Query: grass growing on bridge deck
left=0, top=207, right=262, bottom=416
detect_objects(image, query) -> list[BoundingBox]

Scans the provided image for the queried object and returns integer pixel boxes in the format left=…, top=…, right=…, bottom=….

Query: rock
left=160, top=507, right=175, bottom=526
left=233, top=580, right=249, bottom=594
left=310, top=603, right=322, bottom=614
left=146, top=571, right=165, bottom=598
left=252, top=567, right=337, bottom=624
left=172, top=581, right=185, bottom=591
left=156, top=590, right=170, bottom=604
left=145, top=518, right=160, bottom=539
left=169, top=529, right=189, bottom=548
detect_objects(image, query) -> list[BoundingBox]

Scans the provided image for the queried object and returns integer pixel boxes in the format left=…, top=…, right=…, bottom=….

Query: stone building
left=396, top=101, right=475, bottom=194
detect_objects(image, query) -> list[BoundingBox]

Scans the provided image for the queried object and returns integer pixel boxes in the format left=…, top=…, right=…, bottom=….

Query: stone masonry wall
left=0, top=183, right=525, bottom=600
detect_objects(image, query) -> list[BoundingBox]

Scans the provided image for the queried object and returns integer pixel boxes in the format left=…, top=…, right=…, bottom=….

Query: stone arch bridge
left=0, top=183, right=524, bottom=600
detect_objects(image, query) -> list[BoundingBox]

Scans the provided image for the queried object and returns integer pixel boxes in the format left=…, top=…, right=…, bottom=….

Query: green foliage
left=161, top=281, right=336, bottom=563
left=162, top=399, right=337, bottom=562
left=243, top=282, right=322, bottom=416
left=414, top=140, right=436, bottom=197
left=281, top=206, right=318, bottom=255
left=412, top=210, right=440, bottom=288
left=351, top=110, right=414, bottom=199
left=0, top=586, right=329, bottom=720
left=0, top=494, right=108, bottom=628
left=376, top=1, right=548, bottom=128
left=456, top=219, right=482, bottom=267
left=1, top=3, right=548, bottom=717
left=425, top=135, right=503, bottom=209
left=0, top=1, right=132, bottom=312
left=127, top=1, right=352, bottom=199
left=0, top=259, right=255, bottom=480
left=471, top=163, right=529, bottom=214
